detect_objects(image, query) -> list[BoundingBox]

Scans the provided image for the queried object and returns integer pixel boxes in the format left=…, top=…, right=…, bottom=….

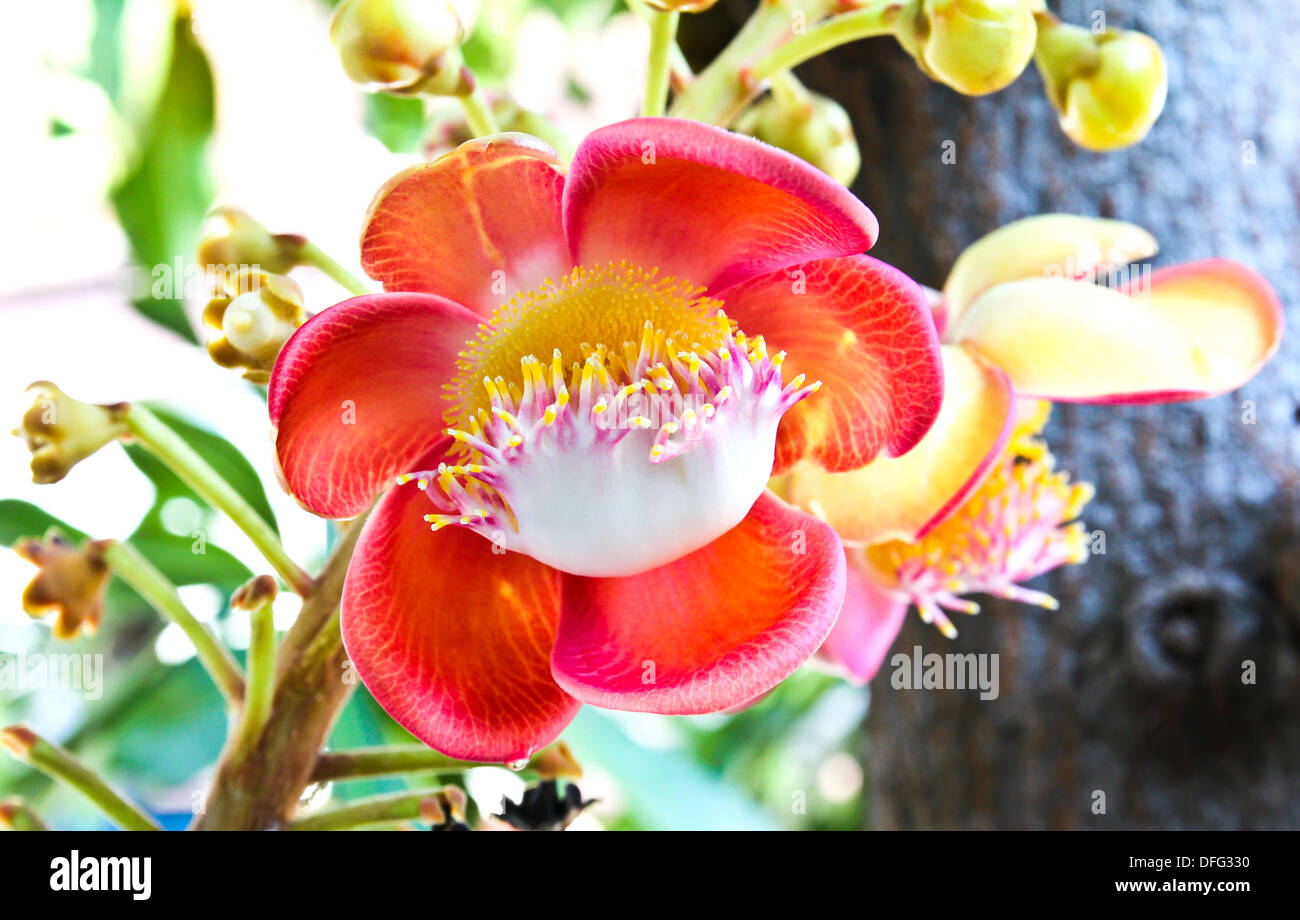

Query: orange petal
left=360, top=133, right=570, bottom=316
left=785, top=345, right=1014, bottom=543
left=948, top=259, right=1282, bottom=403
left=550, top=492, right=845, bottom=714
left=942, top=214, right=1157, bottom=330
left=341, top=476, right=579, bottom=762
left=717, top=255, right=943, bottom=473
left=269, top=293, right=480, bottom=519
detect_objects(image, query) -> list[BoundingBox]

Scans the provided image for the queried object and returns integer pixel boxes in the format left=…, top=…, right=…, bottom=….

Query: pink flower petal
left=360, top=133, right=570, bottom=316
left=816, top=553, right=909, bottom=684
left=550, top=492, right=845, bottom=714
left=716, top=254, right=943, bottom=473
left=269, top=293, right=479, bottom=519
left=341, top=476, right=579, bottom=762
left=564, top=117, right=877, bottom=292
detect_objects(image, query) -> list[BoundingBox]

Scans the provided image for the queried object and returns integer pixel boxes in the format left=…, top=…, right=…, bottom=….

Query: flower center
left=396, top=262, right=819, bottom=577
left=863, top=401, right=1094, bottom=637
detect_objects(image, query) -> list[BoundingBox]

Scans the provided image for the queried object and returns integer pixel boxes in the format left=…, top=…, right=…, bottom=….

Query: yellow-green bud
left=644, top=0, right=720, bottom=12
left=898, top=0, right=1038, bottom=96
left=14, top=383, right=129, bottom=484
left=1035, top=18, right=1167, bottom=151
left=330, top=0, right=471, bottom=96
left=13, top=533, right=114, bottom=640
left=197, top=208, right=305, bottom=276
left=736, top=85, right=861, bottom=186
left=203, top=269, right=308, bottom=384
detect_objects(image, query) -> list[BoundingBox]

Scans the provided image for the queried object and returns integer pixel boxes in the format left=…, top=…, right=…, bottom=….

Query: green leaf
left=125, top=405, right=278, bottom=535
left=0, top=500, right=88, bottom=546
left=105, top=658, right=228, bottom=786
left=365, top=94, right=428, bottom=153
left=109, top=11, right=215, bottom=342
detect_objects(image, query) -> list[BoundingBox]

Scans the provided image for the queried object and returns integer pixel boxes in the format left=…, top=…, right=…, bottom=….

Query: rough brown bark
left=786, top=0, right=1300, bottom=829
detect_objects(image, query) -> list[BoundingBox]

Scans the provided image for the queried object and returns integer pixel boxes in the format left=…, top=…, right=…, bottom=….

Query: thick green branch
left=669, top=0, right=836, bottom=126
left=311, top=740, right=575, bottom=783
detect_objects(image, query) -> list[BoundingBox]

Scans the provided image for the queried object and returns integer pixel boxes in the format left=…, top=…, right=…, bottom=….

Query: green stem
left=286, top=788, right=446, bottom=831
left=230, top=600, right=276, bottom=758
left=310, top=741, right=566, bottom=783
left=768, top=69, right=814, bottom=109
left=669, top=0, right=836, bottom=126
left=0, top=797, right=48, bottom=831
left=1, top=726, right=161, bottom=831
left=104, top=541, right=245, bottom=705
left=622, top=0, right=692, bottom=90
left=642, top=7, right=680, bottom=117
left=458, top=87, right=500, bottom=137
left=298, top=240, right=370, bottom=297
left=123, top=404, right=313, bottom=596
left=749, top=3, right=905, bottom=81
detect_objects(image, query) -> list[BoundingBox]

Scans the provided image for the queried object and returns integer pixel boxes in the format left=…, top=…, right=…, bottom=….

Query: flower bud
left=203, top=269, right=308, bottom=384
left=330, top=0, right=471, bottom=96
left=736, top=86, right=861, bottom=186
left=231, top=574, right=279, bottom=611
left=13, top=534, right=114, bottom=640
left=644, top=0, right=720, bottom=12
left=897, top=0, right=1037, bottom=96
left=1035, top=19, right=1167, bottom=151
left=197, top=208, right=305, bottom=276
left=531, top=741, right=583, bottom=781
left=14, top=382, right=129, bottom=484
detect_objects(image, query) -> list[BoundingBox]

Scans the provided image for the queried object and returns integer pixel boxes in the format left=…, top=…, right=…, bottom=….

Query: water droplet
left=506, top=757, right=529, bottom=772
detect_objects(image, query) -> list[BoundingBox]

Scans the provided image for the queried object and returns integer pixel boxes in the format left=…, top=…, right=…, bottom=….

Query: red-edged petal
left=564, top=117, right=877, bottom=292
left=717, top=255, right=943, bottom=473
left=815, top=552, right=909, bottom=684
left=550, top=492, right=845, bottom=714
left=949, top=259, right=1283, bottom=404
left=360, top=133, right=570, bottom=316
left=269, top=293, right=479, bottom=519
left=784, top=345, right=1014, bottom=544
left=341, top=480, right=579, bottom=762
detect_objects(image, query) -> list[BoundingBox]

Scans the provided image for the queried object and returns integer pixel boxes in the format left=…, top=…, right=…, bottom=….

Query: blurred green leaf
left=0, top=501, right=89, bottom=545
left=365, top=94, right=428, bottom=153
left=563, top=709, right=778, bottom=830
left=105, top=658, right=227, bottom=786
left=125, top=405, right=278, bottom=535
left=109, top=11, right=215, bottom=342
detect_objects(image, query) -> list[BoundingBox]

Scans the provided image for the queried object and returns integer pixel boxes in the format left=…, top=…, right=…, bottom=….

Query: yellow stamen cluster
left=865, top=400, right=1094, bottom=637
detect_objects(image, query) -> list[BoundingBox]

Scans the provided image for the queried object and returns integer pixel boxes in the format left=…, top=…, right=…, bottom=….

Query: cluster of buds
left=14, top=382, right=129, bottom=484
left=736, top=82, right=861, bottom=185
left=1034, top=13, right=1168, bottom=151
left=203, top=269, right=308, bottom=384
left=13, top=533, right=114, bottom=640
left=329, top=0, right=472, bottom=96
left=895, top=0, right=1038, bottom=96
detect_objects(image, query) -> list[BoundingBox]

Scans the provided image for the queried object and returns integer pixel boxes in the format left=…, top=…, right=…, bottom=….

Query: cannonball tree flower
left=268, top=118, right=944, bottom=760
left=786, top=213, right=1282, bottom=681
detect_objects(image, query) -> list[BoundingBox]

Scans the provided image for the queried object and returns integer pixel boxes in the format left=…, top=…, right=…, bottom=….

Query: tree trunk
left=784, top=0, right=1300, bottom=829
